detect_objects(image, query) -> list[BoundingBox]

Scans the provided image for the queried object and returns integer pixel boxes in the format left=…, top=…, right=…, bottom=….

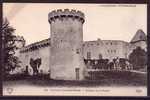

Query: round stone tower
left=48, top=9, right=86, bottom=80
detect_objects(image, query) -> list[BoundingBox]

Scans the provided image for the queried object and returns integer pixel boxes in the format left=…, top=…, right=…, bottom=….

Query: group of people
left=84, top=57, right=133, bottom=70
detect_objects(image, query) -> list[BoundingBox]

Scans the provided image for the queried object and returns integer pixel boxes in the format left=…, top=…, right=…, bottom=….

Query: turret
left=48, top=9, right=85, bottom=24
left=48, top=9, right=86, bottom=80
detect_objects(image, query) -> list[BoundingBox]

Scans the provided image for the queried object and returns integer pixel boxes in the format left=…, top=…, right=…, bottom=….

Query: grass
left=3, top=70, right=147, bottom=87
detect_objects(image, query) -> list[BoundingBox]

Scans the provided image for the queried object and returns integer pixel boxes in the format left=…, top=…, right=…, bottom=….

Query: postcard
left=2, top=3, right=147, bottom=96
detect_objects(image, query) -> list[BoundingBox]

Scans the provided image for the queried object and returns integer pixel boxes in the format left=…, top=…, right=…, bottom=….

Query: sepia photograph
left=2, top=3, right=147, bottom=96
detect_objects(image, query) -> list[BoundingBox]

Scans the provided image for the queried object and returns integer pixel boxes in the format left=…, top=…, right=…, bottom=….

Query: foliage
left=2, top=18, right=22, bottom=74
left=119, top=58, right=128, bottom=69
left=29, top=58, right=42, bottom=75
left=129, top=47, right=147, bottom=70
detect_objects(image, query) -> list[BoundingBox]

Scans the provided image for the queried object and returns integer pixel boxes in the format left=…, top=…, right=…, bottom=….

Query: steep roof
left=130, top=29, right=146, bottom=43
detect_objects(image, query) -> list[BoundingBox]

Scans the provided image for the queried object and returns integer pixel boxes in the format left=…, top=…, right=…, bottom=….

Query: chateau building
left=13, top=9, right=147, bottom=80
left=14, top=29, right=147, bottom=76
left=83, top=29, right=147, bottom=60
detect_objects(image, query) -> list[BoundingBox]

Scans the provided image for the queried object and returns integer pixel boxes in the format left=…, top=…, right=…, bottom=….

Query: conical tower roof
left=130, top=29, right=146, bottom=43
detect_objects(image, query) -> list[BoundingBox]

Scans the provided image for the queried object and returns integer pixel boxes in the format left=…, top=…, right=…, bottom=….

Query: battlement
left=19, top=38, right=50, bottom=53
left=48, top=9, right=85, bottom=23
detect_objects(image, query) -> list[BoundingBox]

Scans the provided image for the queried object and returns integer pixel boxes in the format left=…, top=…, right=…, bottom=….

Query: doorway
left=75, top=68, right=80, bottom=80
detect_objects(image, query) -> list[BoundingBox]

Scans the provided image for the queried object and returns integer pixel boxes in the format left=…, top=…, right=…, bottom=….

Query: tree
left=119, top=58, right=127, bottom=70
left=129, top=47, right=147, bottom=70
left=2, top=18, right=22, bottom=75
left=29, top=58, right=42, bottom=75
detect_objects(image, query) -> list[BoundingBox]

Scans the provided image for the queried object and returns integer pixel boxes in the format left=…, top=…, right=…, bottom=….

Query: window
left=76, top=49, right=80, bottom=54
left=87, top=52, right=91, bottom=59
left=99, top=54, right=102, bottom=59
left=107, top=50, right=109, bottom=53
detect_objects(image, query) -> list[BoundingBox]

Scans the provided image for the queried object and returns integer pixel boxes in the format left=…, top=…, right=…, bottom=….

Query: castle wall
left=13, top=38, right=146, bottom=76
left=17, top=44, right=50, bottom=75
left=83, top=40, right=129, bottom=60
left=83, top=41, right=104, bottom=59
left=37, top=46, right=50, bottom=74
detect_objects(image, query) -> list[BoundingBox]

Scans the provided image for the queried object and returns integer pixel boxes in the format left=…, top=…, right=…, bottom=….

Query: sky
left=3, top=3, right=147, bottom=45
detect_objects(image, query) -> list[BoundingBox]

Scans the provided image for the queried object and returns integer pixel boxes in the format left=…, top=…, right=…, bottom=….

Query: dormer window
left=140, top=35, right=143, bottom=40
